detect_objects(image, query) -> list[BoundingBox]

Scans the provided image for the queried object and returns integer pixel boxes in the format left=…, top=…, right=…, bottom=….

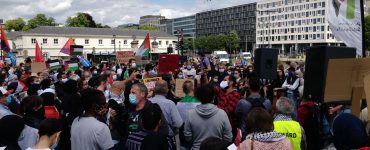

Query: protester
left=184, top=84, right=232, bottom=150
left=199, top=137, right=229, bottom=150
left=70, top=88, right=114, bottom=150
left=238, top=108, right=292, bottom=150
left=217, top=75, right=240, bottom=139
left=0, top=115, right=25, bottom=150
left=126, top=104, right=174, bottom=150
left=26, top=119, right=61, bottom=150
left=282, top=67, right=300, bottom=120
left=149, top=80, right=183, bottom=137
left=274, top=97, right=306, bottom=150
left=236, top=77, right=272, bottom=140
left=105, top=81, right=125, bottom=104
left=332, top=113, right=369, bottom=149
left=126, top=83, right=169, bottom=136
left=40, top=92, right=60, bottom=119
left=0, top=87, right=14, bottom=118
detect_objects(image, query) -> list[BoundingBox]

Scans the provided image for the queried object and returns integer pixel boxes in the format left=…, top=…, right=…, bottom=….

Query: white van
left=212, top=51, right=230, bottom=63
left=241, top=52, right=252, bottom=60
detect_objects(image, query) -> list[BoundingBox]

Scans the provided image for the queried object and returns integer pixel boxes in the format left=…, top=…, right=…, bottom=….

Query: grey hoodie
left=184, top=103, right=232, bottom=150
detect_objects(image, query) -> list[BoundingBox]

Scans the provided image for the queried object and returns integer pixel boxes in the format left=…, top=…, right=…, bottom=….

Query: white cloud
left=0, top=0, right=262, bottom=27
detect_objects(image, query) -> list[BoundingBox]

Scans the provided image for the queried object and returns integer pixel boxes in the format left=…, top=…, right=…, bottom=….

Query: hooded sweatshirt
left=184, top=103, right=232, bottom=150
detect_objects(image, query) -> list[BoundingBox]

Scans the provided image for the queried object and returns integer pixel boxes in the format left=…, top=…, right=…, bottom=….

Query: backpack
left=246, top=97, right=266, bottom=110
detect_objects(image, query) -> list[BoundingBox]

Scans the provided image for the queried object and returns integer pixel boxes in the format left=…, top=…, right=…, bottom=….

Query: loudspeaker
left=303, top=46, right=356, bottom=102
left=254, top=48, right=279, bottom=80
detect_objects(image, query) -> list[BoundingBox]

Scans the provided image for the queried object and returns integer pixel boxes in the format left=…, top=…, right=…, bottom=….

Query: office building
left=256, top=0, right=340, bottom=54
left=139, top=15, right=165, bottom=27
left=196, top=3, right=257, bottom=51
left=160, top=15, right=196, bottom=39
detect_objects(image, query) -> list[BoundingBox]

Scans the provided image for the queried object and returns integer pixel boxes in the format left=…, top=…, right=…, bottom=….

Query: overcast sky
left=0, top=0, right=259, bottom=27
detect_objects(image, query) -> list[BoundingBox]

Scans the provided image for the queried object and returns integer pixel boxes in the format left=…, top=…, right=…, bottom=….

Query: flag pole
left=360, top=0, right=366, bottom=57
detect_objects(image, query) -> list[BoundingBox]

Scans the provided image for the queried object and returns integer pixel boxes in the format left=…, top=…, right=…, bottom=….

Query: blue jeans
left=287, top=91, right=297, bottom=120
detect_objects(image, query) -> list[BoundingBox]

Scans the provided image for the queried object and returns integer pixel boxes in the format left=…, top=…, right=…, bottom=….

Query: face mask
left=220, top=81, right=229, bottom=89
left=113, top=75, right=117, bottom=81
left=61, top=78, right=68, bottom=83
left=129, top=94, right=137, bottom=105
left=219, top=69, right=225, bottom=73
left=227, top=71, right=232, bottom=75
left=131, top=63, right=137, bottom=68
left=178, top=75, right=183, bottom=79
left=213, top=79, right=218, bottom=83
left=50, top=84, right=55, bottom=89
left=186, top=66, right=192, bottom=70
left=51, top=138, right=59, bottom=150
left=93, top=70, right=98, bottom=74
left=249, top=69, right=253, bottom=73
left=5, top=95, right=11, bottom=105
left=4, top=78, right=8, bottom=82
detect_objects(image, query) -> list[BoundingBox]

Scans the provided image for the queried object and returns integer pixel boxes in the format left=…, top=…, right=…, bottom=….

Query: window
left=111, top=40, right=115, bottom=44
left=31, top=38, right=36, bottom=44
left=124, top=40, right=127, bottom=44
left=159, top=41, right=162, bottom=45
left=43, top=38, right=47, bottom=44
left=166, top=41, right=169, bottom=45
left=85, top=39, right=89, bottom=44
left=54, top=39, right=58, bottom=44
left=99, top=39, right=103, bottom=44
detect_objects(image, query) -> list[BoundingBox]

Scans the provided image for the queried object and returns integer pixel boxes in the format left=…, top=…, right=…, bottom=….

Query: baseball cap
left=0, top=87, right=12, bottom=97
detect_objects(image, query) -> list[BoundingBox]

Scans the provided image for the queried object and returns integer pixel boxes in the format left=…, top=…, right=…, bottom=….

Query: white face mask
left=93, top=70, right=98, bottom=74
left=61, top=78, right=68, bottom=83
left=220, top=81, right=229, bottom=89
left=113, top=75, right=117, bottom=81
left=131, top=63, right=137, bottom=68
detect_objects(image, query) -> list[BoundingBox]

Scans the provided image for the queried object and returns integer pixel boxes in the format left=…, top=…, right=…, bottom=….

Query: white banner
left=328, top=0, right=363, bottom=56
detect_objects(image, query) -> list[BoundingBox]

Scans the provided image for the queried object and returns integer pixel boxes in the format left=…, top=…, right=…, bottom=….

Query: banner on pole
left=328, top=0, right=363, bottom=56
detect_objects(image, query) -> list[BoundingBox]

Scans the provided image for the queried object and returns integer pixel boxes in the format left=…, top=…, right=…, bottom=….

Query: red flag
left=0, top=27, right=10, bottom=52
left=35, top=40, right=44, bottom=62
left=60, top=38, right=75, bottom=55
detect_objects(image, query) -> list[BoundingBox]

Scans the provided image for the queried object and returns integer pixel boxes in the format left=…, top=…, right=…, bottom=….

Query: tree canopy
left=66, top=13, right=97, bottom=28
left=4, top=18, right=26, bottom=31
left=25, top=14, right=57, bottom=30
left=365, top=15, right=370, bottom=51
left=194, top=30, right=240, bottom=53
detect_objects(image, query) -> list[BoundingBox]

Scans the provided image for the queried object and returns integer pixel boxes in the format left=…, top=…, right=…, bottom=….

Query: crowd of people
left=0, top=52, right=369, bottom=150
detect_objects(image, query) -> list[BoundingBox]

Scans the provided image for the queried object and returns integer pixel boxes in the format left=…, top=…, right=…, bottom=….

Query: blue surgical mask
left=129, top=94, right=137, bottom=105
left=186, top=66, right=192, bottom=70
left=178, top=75, right=183, bottom=79
left=5, top=95, right=11, bottom=105
left=50, top=138, right=59, bottom=150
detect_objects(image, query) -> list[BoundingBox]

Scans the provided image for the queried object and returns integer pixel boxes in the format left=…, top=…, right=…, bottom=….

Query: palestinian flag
left=49, top=60, right=61, bottom=71
left=65, top=62, right=78, bottom=71
left=135, top=33, right=150, bottom=58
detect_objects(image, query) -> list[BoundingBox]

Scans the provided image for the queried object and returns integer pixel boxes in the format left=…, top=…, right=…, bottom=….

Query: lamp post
left=119, top=41, right=121, bottom=51
left=113, top=35, right=116, bottom=53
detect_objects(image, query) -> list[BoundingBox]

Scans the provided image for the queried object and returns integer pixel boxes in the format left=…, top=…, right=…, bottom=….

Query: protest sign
left=158, top=54, right=179, bottom=74
left=116, top=51, right=134, bottom=64
left=175, top=79, right=195, bottom=98
left=143, top=77, right=161, bottom=96
left=31, top=62, right=47, bottom=73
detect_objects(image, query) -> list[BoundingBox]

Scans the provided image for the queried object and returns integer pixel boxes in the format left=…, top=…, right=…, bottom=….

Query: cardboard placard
left=175, top=79, right=195, bottom=98
left=116, top=51, right=134, bottom=64
left=158, top=54, right=180, bottom=74
left=31, top=62, right=47, bottom=73
left=143, top=77, right=162, bottom=96
left=135, top=56, right=150, bottom=65
left=324, top=58, right=370, bottom=102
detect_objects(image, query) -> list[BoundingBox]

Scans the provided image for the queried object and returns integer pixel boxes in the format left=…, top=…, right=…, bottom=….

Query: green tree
left=27, top=14, right=57, bottom=30
left=138, top=25, right=159, bottom=30
left=183, top=38, right=195, bottom=50
left=4, top=18, right=26, bottom=31
left=66, top=13, right=97, bottom=28
left=216, top=34, right=228, bottom=50
left=96, top=23, right=110, bottom=28
left=365, top=15, right=370, bottom=51
left=228, top=30, right=241, bottom=55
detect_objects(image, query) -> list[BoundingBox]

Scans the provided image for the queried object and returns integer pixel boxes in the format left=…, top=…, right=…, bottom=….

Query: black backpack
left=246, top=97, right=266, bottom=110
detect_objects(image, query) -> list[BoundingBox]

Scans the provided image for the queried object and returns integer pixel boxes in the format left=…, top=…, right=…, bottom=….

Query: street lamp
left=119, top=41, right=121, bottom=51
left=113, top=35, right=116, bottom=53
